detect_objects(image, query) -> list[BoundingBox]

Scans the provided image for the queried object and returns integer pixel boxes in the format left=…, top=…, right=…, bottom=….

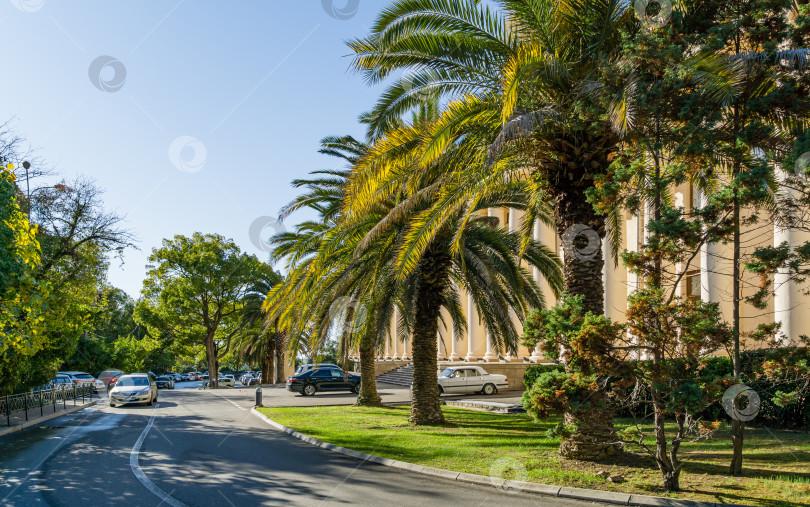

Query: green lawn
left=258, top=405, right=810, bottom=506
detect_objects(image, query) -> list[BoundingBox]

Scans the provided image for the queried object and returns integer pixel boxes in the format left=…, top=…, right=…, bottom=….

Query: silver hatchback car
left=109, top=374, right=158, bottom=407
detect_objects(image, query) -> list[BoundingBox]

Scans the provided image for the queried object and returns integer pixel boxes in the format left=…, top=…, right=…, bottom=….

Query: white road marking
left=210, top=392, right=247, bottom=411
left=129, top=404, right=187, bottom=507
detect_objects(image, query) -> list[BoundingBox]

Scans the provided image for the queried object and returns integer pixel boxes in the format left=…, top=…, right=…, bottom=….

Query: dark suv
left=286, top=368, right=360, bottom=396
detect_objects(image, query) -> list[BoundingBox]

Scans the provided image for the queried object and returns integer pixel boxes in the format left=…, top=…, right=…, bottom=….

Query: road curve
left=0, top=388, right=607, bottom=506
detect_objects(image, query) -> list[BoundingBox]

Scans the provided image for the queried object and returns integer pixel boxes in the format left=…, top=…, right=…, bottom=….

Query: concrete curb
left=250, top=407, right=754, bottom=507
left=0, top=398, right=100, bottom=438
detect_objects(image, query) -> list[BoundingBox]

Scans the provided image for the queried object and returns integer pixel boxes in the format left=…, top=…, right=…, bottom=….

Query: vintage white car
left=436, top=366, right=508, bottom=395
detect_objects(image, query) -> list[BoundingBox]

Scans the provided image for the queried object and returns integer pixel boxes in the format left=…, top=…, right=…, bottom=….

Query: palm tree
left=342, top=109, right=563, bottom=424
left=347, top=0, right=634, bottom=451
left=237, top=267, right=284, bottom=383
left=265, top=135, right=390, bottom=405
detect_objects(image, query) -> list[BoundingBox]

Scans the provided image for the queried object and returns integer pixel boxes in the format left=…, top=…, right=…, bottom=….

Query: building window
left=684, top=270, right=700, bottom=299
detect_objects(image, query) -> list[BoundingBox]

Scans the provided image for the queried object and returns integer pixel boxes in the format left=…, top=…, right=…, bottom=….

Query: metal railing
left=2, top=384, right=97, bottom=427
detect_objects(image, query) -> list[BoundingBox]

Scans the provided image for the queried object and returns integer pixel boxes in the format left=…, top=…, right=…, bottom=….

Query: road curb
left=250, top=407, right=753, bottom=507
left=0, top=398, right=100, bottom=438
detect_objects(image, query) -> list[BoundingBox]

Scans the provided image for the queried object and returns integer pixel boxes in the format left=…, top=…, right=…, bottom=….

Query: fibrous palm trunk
left=274, top=332, right=285, bottom=384
left=409, top=247, right=451, bottom=425
left=262, top=333, right=275, bottom=386
left=542, top=133, right=621, bottom=459
left=356, top=338, right=382, bottom=406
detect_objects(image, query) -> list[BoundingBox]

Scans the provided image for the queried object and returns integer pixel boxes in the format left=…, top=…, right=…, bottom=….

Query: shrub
left=523, top=363, right=564, bottom=389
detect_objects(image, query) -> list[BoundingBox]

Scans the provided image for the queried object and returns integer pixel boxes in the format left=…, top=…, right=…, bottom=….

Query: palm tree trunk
left=274, top=332, right=285, bottom=383
left=262, top=333, right=275, bottom=386
left=409, top=247, right=451, bottom=425
left=356, top=338, right=382, bottom=406
left=547, top=142, right=620, bottom=459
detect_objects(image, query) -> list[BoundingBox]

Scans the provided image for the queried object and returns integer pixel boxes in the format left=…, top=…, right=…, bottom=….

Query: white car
left=109, top=374, right=158, bottom=407
left=218, top=375, right=235, bottom=387
left=436, top=366, right=508, bottom=395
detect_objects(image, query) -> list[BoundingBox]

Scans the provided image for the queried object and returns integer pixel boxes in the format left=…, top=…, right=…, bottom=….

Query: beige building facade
left=374, top=181, right=809, bottom=365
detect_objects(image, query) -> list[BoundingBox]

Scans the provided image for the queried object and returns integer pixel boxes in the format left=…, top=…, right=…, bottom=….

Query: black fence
left=2, top=384, right=97, bottom=427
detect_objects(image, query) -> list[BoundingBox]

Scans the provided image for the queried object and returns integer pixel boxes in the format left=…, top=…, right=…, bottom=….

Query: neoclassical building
left=374, top=180, right=809, bottom=371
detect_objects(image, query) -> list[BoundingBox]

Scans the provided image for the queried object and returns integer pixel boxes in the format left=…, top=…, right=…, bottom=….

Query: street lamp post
left=22, top=161, right=31, bottom=221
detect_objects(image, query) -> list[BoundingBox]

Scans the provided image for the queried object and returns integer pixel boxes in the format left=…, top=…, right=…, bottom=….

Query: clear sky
left=1, top=0, right=381, bottom=297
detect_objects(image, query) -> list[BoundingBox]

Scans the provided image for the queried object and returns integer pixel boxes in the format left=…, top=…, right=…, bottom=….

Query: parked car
left=240, top=374, right=254, bottom=384
left=97, top=370, right=126, bottom=387
left=287, top=368, right=360, bottom=396
left=59, top=371, right=97, bottom=387
left=155, top=376, right=175, bottom=389
left=243, top=377, right=260, bottom=386
left=109, top=374, right=158, bottom=407
left=92, top=378, right=105, bottom=391
left=49, top=374, right=74, bottom=390
left=294, top=363, right=340, bottom=375
left=434, top=366, right=508, bottom=395
left=188, top=372, right=201, bottom=381
left=218, top=375, right=235, bottom=387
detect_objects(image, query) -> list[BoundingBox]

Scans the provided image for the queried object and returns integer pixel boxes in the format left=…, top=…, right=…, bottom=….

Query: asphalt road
left=0, top=387, right=607, bottom=506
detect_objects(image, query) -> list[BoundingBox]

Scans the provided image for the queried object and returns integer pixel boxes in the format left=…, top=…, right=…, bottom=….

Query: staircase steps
left=376, top=364, right=413, bottom=387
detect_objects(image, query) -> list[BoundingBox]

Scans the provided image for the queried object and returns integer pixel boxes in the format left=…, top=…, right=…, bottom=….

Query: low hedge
left=523, top=348, right=810, bottom=428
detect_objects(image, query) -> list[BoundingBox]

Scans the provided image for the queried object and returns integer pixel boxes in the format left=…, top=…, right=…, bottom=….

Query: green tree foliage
left=0, top=163, right=46, bottom=355
left=137, top=233, right=269, bottom=386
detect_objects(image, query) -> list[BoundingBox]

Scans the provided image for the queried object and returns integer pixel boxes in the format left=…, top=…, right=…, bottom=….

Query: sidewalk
left=0, top=393, right=102, bottom=438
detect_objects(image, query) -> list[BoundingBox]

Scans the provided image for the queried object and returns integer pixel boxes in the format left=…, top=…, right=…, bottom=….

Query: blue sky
left=1, top=0, right=381, bottom=297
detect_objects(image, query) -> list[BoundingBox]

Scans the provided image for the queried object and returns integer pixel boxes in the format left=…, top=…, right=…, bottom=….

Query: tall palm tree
left=237, top=268, right=284, bottom=383
left=342, top=109, right=563, bottom=424
left=266, top=135, right=391, bottom=405
left=347, top=0, right=634, bottom=452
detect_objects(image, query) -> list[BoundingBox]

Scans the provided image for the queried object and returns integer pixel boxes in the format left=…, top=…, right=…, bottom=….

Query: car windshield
left=116, top=376, right=149, bottom=387
left=439, top=368, right=454, bottom=377
left=156, top=376, right=169, bottom=381
left=74, top=374, right=94, bottom=379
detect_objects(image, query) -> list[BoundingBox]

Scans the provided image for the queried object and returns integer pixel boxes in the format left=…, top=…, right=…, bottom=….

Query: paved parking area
left=208, top=382, right=524, bottom=408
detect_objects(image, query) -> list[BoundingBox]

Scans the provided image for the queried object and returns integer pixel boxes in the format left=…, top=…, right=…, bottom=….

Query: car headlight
left=137, top=389, right=150, bottom=395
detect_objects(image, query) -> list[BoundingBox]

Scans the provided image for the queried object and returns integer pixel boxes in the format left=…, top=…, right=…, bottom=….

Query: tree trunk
left=559, top=395, right=621, bottom=460
left=409, top=247, right=451, bottom=425
left=261, top=333, right=275, bottom=386
left=205, top=334, right=217, bottom=388
left=356, top=338, right=382, bottom=406
left=274, top=332, right=285, bottom=384
left=552, top=178, right=619, bottom=458
left=730, top=163, right=744, bottom=476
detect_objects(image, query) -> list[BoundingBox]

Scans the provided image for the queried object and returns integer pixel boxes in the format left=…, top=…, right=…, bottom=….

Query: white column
left=699, top=190, right=718, bottom=304
left=774, top=169, right=794, bottom=344
left=401, top=313, right=409, bottom=360
left=465, top=291, right=477, bottom=361
left=504, top=208, right=520, bottom=361
left=602, top=238, right=609, bottom=316
left=530, top=219, right=544, bottom=362
left=449, top=283, right=460, bottom=360
left=392, top=308, right=399, bottom=360
left=626, top=211, right=641, bottom=359
left=437, top=330, right=443, bottom=359
left=483, top=208, right=500, bottom=362
left=484, top=329, right=498, bottom=361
